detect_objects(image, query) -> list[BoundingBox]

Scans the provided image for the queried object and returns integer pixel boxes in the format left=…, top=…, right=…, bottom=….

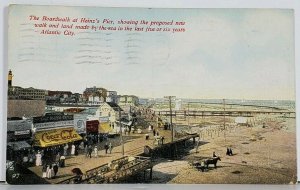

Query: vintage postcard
left=6, top=5, right=296, bottom=184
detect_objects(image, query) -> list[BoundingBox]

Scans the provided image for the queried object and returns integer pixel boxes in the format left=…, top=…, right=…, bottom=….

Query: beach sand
left=151, top=116, right=296, bottom=184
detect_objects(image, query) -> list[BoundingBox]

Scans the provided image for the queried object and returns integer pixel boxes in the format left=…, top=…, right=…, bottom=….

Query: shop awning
left=33, top=127, right=82, bottom=147
left=7, top=141, right=31, bottom=151
left=99, top=122, right=112, bottom=133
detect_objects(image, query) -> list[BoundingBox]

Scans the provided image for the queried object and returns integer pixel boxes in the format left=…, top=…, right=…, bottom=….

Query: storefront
left=33, top=127, right=82, bottom=164
left=7, top=120, right=33, bottom=164
left=99, top=116, right=112, bottom=134
left=86, top=120, right=99, bottom=144
left=7, top=120, right=32, bottom=142
left=32, top=113, right=82, bottom=163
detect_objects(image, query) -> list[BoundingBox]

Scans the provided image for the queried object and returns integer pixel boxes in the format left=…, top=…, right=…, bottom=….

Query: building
left=118, top=95, right=139, bottom=112
left=106, top=91, right=118, bottom=103
left=118, top=95, right=139, bottom=106
left=46, top=90, right=81, bottom=104
left=47, top=90, right=72, bottom=98
left=7, top=119, right=33, bottom=162
left=32, top=113, right=82, bottom=148
left=7, top=119, right=32, bottom=142
left=83, top=86, right=107, bottom=105
left=8, top=86, right=46, bottom=100
left=95, top=102, right=123, bottom=128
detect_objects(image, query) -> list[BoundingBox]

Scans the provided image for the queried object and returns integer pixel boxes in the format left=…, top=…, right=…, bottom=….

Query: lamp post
left=118, top=108, right=124, bottom=156
left=164, top=96, right=175, bottom=142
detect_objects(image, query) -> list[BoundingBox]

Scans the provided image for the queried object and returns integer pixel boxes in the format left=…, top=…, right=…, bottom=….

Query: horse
left=204, top=157, right=221, bottom=168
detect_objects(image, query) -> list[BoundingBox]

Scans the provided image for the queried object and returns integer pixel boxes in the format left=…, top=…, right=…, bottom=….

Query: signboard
left=74, top=114, right=86, bottom=134
left=33, top=127, right=82, bottom=147
left=99, top=116, right=109, bottom=122
left=33, top=115, right=73, bottom=123
left=7, top=120, right=32, bottom=132
left=14, top=130, right=30, bottom=136
left=86, top=120, right=99, bottom=133
left=34, top=120, right=74, bottom=130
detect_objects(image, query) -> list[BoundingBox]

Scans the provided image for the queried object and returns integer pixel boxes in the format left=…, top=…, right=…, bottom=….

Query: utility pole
left=164, top=96, right=175, bottom=142
left=223, top=99, right=226, bottom=130
left=119, top=108, right=124, bottom=156
left=187, top=103, right=190, bottom=127
left=223, top=98, right=226, bottom=142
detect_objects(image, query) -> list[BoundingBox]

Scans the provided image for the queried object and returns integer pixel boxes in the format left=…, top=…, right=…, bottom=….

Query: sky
left=8, top=5, right=295, bottom=100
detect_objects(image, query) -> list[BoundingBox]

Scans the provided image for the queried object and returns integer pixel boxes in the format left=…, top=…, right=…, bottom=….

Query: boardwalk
left=28, top=126, right=172, bottom=184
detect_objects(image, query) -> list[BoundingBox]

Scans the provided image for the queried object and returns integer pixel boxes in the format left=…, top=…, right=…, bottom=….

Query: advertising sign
left=33, top=115, right=73, bottom=123
left=34, top=127, right=82, bottom=147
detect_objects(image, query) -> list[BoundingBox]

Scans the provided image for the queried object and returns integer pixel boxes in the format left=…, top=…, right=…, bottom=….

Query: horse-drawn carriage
left=189, top=156, right=221, bottom=172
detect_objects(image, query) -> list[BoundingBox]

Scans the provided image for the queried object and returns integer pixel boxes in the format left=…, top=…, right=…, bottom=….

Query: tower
left=8, top=70, right=13, bottom=87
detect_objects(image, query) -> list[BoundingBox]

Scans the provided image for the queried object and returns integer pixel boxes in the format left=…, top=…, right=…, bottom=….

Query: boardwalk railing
left=58, top=156, right=152, bottom=184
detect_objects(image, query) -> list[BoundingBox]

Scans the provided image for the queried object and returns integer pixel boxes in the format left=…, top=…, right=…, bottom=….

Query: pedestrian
left=145, top=134, right=149, bottom=140
left=226, top=147, right=230, bottom=156
left=109, top=142, right=113, bottom=154
left=63, top=144, right=68, bottom=156
left=94, top=146, right=98, bottom=157
left=71, top=144, right=75, bottom=155
left=80, top=141, right=84, bottom=150
left=35, top=151, right=42, bottom=166
left=55, top=153, right=60, bottom=165
left=88, top=145, right=93, bottom=158
left=29, top=152, right=34, bottom=164
left=46, top=165, right=53, bottom=179
left=161, top=136, right=165, bottom=145
left=84, top=145, right=88, bottom=158
left=53, top=163, right=58, bottom=177
left=156, top=131, right=159, bottom=136
left=59, top=155, right=66, bottom=167
left=75, top=145, right=79, bottom=156
left=229, top=148, right=233, bottom=156
left=104, top=143, right=109, bottom=154
left=42, top=164, right=47, bottom=178
left=213, top=152, right=217, bottom=157
left=153, top=129, right=156, bottom=136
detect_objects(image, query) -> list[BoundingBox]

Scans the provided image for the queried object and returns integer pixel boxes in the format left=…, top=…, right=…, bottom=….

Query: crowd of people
left=85, top=142, right=113, bottom=158
left=32, top=136, right=116, bottom=179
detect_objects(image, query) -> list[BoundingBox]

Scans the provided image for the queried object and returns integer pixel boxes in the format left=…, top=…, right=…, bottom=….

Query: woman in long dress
left=46, top=165, right=51, bottom=179
left=35, top=151, right=42, bottom=166
left=50, top=165, right=55, bottom=178
left=42, top=164, right=47, bottom=178
left=71, top=144, right=75, bottom=155
left=64, top=144, right=69, bottom=156
left=94, top=146, right=98, bottom=158
left=109, top=143, right=113, bottom=154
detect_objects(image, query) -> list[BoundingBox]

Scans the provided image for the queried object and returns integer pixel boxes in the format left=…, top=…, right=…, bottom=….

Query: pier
left=155, top=110, right=295, bottom=118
